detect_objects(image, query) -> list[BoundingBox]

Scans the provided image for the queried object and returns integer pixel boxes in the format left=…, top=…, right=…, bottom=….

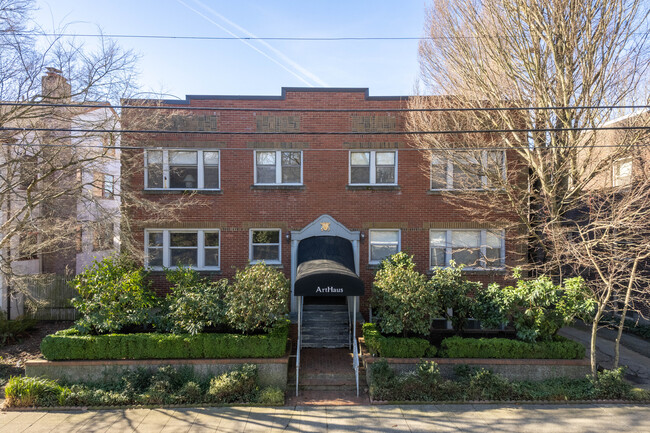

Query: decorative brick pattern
left=256, top=115, right=300, bottom=132
left=350, top=115, right=397, bottom=132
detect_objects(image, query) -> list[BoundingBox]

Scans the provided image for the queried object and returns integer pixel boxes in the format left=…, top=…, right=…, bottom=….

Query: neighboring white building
left=0, top=69, right=120, bottom=317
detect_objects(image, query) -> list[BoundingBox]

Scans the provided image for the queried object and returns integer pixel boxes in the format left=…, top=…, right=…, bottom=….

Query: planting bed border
left=25, top=353, right=290, bottom=390
left=360, top=338, right=590, bottom=383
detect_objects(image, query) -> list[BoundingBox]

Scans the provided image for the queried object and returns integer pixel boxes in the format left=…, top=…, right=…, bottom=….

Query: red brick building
left=121, top=88, right=521, bottom=324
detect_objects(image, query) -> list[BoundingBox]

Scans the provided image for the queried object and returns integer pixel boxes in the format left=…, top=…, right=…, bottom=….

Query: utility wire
left=3, top=141, right=650, bottom=152
left=1, top=101, right=648, bottom=113
left=26, top=32, right=650, bottom=41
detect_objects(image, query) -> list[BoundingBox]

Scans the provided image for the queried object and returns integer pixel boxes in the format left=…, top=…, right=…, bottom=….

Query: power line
left=27, top=31, right=650, bottom=42
left=3, top=140, right=650, bottom=152
left=1, top=101, right=648, bottom=113
left=1, top=125, right=648, bottom=139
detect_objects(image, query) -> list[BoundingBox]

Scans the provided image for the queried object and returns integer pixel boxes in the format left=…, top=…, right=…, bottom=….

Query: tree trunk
left=590, top=309, right=602, bottom=379
left=614, top=259, right=638, bottom=367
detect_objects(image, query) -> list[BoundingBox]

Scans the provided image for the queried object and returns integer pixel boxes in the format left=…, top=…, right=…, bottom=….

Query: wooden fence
left=20, top=274, right=77, bottom=321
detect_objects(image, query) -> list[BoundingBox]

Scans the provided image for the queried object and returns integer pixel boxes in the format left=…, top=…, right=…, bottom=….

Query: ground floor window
left=429, top=229, right=504, bottom=269
left=369, top=229, right=401, bottom=264
left=249, top=229, right=281, bottom=264
left=145, top=229, right=220, bottom=270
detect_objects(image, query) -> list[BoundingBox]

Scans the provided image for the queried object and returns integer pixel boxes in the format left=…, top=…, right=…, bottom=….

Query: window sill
left=143, top=189, right=223, bottom=195
left=250, top=262, right=284, bottom=269
left=347, top=185, right=401, bottom=191
left=148, top=269, right=222, bottom=275
left=250, top=185, right=305, bottom=190
left=427, top=189, right=505, bottom=195
left=427, top=267, right=507, bottom=275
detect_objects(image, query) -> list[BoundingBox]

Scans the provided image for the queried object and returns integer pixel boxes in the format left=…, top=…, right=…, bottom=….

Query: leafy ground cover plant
left=5, top=364, right=285, bottom=408
left=226, top=262, right=289, bottom=333
left=371, top=252, right=439, bottom=337
left=368, top=362, right=648, bottom=402
left=71, top=254, right=158, bottom=335
left=164, top=266, right=228, bottom=335
left=0, top=315, right=37, bottom=347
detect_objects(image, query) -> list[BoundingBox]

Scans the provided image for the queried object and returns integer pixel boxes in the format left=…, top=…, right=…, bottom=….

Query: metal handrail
left=352, top=296, right=360, bottom=397
left=295, top=296, right=303, bottom=397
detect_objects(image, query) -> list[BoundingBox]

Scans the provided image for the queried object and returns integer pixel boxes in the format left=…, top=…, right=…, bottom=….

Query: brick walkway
left=286, top=348, right=369, bottom=406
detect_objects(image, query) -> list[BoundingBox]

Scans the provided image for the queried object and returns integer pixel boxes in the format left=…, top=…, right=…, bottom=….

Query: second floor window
left=145, top=149, right=220, bottom=190
left=613, top=158, right=632, bottom=187
left=254, top=150, right=302, bottom=185
left=431, top=150, right=505, bottom=190
left=350, top=151, right=397, bottom=185
left=93, top=173, right=114, bottom=199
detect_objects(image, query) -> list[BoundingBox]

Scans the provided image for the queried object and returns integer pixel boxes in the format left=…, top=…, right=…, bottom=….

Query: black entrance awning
left=294, top=259, right=364, bottom=296
left=294, top=236, right=364, bottom=296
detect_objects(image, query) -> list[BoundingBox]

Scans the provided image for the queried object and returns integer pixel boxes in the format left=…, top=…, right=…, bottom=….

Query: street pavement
left=558, top=325, right=650, bottom=390
left=1, top=404, right=650, bottom=433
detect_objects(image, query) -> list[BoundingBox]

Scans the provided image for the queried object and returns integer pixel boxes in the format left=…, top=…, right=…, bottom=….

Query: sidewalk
left=558, top=325, right=650, bottom=389
left=1, top=404, right=650, bottom=433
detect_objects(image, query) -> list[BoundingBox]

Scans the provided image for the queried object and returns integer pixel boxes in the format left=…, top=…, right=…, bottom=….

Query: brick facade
left=122, top=88, right=523, bottom=316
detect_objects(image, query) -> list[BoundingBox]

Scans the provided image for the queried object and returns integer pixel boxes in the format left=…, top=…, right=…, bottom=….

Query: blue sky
left=33, top=0, right=426, bottom=99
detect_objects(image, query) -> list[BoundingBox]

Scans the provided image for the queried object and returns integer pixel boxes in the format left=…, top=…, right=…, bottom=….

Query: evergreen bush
left=226, top=262, right=289, bottom=333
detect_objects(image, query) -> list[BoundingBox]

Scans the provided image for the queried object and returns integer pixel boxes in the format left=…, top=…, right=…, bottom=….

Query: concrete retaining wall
left=26, top=356, right=289, bottom=390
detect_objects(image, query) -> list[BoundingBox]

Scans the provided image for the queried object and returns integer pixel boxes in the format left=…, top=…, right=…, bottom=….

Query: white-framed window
left=249, top=229, right=282, bottom=264
left=144, top=229, right=220, bottom=270
left=369, top=229, right=401, bottom=264
left=429, top=229, right=505, bottom=269
left=254, top=150, right=302, bottom=185
left=349, top=150, right=397, bottom=185
left=613, top=158, right=633, bottom=187
left=430, top=150, right=505, bottom=190
left=144, top=149, right=220, bottom=190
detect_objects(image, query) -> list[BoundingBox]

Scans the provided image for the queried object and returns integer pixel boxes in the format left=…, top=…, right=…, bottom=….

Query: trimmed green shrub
left=177, top=381, right=203, bottom=404
left=207, top=364, right=258, bottom=403
left=164, top=266, right=228, bottom=335
left=473, top=272, right=595, bottom=343
left=430, top=262, right=482, bottom=332
left=257, top=386, right=285, bottom=405
left=466, top=368, right=516, bottom=400
left=371, top=252, right=439, bottom=336
left=40, top=321, right=289, bottom=360
left=0, top=315, right=37, bottom=346
left=363, top=323, right=435, bottom=358
left=440, top=335, right=585, bottom=359
left=592, top=367, right=632, bottom=399
left=226, top=262, right=289, bottom=333
left=71, top=254, right=158, bottom=335
left=4, top=376, right=68, bottom=407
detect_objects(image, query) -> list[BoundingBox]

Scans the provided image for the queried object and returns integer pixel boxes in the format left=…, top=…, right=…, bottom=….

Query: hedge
left=439, top=335, right=585, bottom=360
left=40, top=324, right=289, bottom=361
left=363, top=323, right=437, bottom=358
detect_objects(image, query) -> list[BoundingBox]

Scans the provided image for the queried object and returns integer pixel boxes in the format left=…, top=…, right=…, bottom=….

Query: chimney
left=41, top=67, right=71, bottom=102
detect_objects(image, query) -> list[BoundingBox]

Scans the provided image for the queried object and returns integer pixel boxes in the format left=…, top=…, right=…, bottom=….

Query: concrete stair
left=301, top=304, right=350, bottom=349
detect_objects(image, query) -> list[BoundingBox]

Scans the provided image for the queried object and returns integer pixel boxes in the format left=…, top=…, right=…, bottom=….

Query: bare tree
left=408, top=0, right=650, bottom=376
